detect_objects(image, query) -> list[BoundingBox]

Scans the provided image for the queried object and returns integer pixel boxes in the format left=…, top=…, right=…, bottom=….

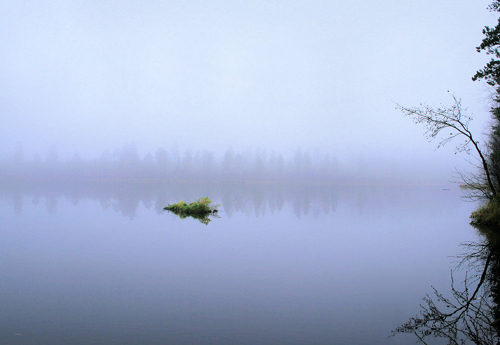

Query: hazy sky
left=0, top=0, right=497, bottom=165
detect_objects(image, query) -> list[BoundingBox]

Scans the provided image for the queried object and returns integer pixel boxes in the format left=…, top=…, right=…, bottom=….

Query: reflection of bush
left=164, top=197, right=220, bottom=225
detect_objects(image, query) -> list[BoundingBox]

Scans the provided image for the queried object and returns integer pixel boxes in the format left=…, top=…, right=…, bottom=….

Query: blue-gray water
left=0, top=182, right=478, bottom=344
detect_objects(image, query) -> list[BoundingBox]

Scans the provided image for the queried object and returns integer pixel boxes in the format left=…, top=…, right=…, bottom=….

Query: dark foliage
left=473, top=1, right=500, bottom=86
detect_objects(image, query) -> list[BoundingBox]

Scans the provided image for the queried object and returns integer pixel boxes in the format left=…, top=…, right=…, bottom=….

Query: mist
left=3, top=2, right=500, bottom=343
left=1, top=0, right=496, bottom=174
left=1, top=143, right=460, bottom=186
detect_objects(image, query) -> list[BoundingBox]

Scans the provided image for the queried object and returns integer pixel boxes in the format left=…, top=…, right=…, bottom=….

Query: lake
left=0, top=181, right=479, bottom=344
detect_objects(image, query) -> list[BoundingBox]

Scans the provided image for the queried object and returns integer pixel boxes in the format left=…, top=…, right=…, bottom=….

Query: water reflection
left=392, top=226, right=500, bottom=343
left=0, top=179, right=456, bottom=220
left=0, top=178, right=472, bottom=344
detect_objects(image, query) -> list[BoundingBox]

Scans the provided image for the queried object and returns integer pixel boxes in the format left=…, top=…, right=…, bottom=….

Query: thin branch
left=396, top=94, right=497, bottom=198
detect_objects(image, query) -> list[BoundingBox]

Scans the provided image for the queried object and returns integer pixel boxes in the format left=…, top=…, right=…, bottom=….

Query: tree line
left=1, top=143, right=432, bottom=185
left=0, top=144, right=342, bottom=183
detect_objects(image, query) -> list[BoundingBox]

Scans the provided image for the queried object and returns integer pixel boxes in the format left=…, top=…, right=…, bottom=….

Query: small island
left=164, top=197, right=220, bottom=225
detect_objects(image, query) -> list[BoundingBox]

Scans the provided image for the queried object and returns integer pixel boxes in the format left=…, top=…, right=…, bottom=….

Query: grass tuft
left=470, top=196, right=500, bottom=229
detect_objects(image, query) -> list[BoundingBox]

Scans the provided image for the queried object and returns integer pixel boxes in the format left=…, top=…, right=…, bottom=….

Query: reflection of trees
left=391, top=228, right=500, bottom=344
left=1, top=180, right=455, bottom=222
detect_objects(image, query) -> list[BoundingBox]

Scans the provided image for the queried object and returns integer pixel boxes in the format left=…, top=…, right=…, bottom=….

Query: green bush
left=470, top=197, right=500, bottom=229
left=164, top=197, right=220, bottom=224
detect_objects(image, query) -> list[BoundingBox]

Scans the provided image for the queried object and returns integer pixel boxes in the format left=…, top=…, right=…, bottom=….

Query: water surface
left=0, top=182, right=477, bottom=344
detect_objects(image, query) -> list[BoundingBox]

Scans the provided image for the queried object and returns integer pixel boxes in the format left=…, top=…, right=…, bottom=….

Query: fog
left=0, top=0, right=497, bottom=176
left=2, top=3, right=497, bottom=343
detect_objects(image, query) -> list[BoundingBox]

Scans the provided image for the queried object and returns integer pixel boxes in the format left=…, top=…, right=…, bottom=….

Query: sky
left=0, top=0, right=498, bottom=170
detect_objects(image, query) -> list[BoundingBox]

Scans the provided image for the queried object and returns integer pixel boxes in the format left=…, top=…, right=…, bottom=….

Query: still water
left=0, top=181, right=478, bottom=344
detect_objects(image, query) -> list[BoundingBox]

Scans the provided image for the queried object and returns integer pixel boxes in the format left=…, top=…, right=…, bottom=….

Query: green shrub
left=470, top=197, right=500, bottom=229
left=164, top=197, right=220, bottom=224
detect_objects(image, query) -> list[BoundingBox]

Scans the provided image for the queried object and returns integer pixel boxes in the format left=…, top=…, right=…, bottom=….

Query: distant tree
left=141, top=152, right=154, bottom=179
left=233, top=152, right=249, bottom=182
left=268, top=152, right=285, bottom=181
left=97, top=151, right=113, bottom=179
left=275, top=153, right=285, bottom=180
left=169, top=144, right=181, bottom=178
left=155, top=148, right=170, bottom=178
left=68, top=153, right=84, bottom=179
left=181, top=149, right=193, bottom=180
left=44, top=146, right=61, bottom=179
left=294, top=148, right=311, bottom=181
left=320, top=154, right=338, bottom=182
left=252, top=148, right=267, bottom=181
left=201, top=150, right=216, bottom=180
left=221, top=149, right=235, bottom=181
left=9, top=143, right=25, bottom=178
left=114, top=143, right=141, bottom=179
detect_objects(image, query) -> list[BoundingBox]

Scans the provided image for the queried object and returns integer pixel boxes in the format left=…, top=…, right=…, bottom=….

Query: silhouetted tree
left=397, top=94, right=497, bottom=200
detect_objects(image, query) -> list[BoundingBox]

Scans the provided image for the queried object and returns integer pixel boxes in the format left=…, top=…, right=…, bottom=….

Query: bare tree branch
left=396, top=94, right=497, bottom=199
